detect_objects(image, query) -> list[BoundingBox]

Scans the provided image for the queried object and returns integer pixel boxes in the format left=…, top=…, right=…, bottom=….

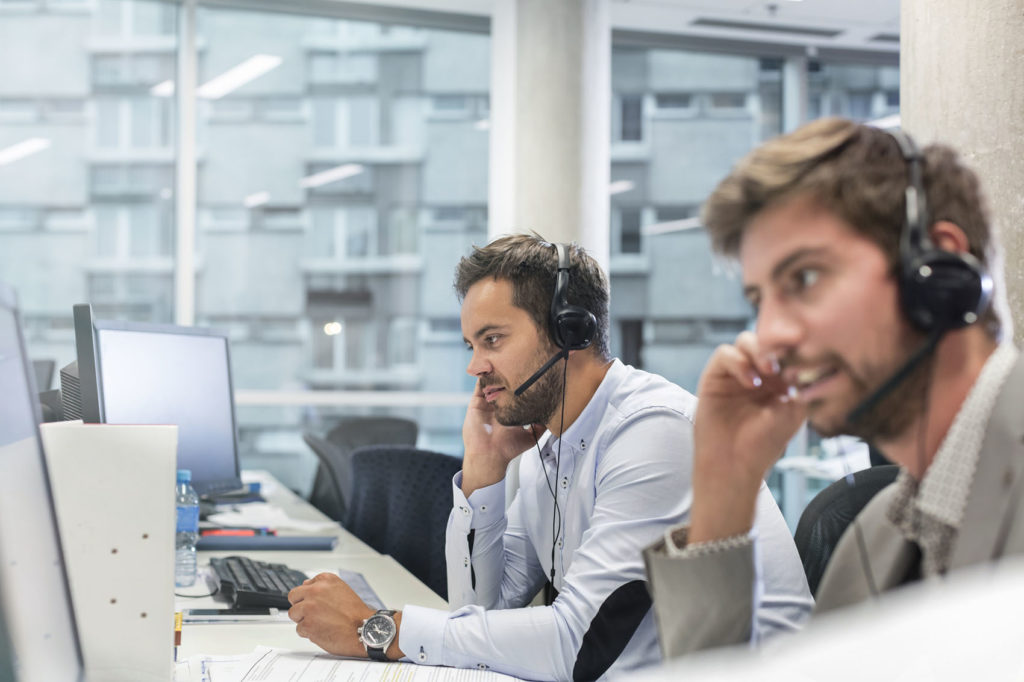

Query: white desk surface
left=178, top=470, right=448, bottom=659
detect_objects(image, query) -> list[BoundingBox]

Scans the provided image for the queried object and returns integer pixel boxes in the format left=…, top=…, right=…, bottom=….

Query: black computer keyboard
left=209, top=556, right=308, bottom=609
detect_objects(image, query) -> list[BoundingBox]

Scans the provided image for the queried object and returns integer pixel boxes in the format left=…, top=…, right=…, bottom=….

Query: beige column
left=489, top=0, right=611, bottom=270
left=901, top=0, right=1024, bottom=345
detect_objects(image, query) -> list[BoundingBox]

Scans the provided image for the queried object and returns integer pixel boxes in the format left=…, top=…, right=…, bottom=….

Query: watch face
left=361, top=614, right=396, bottom=648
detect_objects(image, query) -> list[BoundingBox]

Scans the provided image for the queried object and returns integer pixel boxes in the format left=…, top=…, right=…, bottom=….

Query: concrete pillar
left=488, top=0, right=611, bottom=270
left=782, top=55, right=808, bottom=133
left=901, top=0, right=1024, bottom=345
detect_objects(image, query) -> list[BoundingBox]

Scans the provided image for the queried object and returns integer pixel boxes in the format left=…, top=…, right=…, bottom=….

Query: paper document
left=206, top=503, right=338, bottom=532
left=184, top=647, right=526, bottom=682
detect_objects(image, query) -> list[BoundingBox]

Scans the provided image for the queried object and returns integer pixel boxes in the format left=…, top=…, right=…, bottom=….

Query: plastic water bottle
left=175, top=469, right=200, bottom=587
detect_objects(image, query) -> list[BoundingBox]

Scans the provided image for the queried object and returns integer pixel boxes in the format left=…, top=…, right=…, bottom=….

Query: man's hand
left=288, top=573, right=404, bottom=660
left=689, top=331, right=806, bottom=544
left=461, top=379, right=544, bottom=496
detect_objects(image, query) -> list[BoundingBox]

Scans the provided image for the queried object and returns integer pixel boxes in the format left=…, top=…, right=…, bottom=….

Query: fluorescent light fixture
left=323, top=322, right=342, bottom=336
left=867, top=113, right=901, bottom=129
left=642, top=217, right=703, bottom=235
left=299, top=164, right=365, bottom=189
left=0, top=138, right=51, bottom=166
left=609, top=180, right=635, bottom=196
left=474, top=119, right=491, bottom=131
left=197, top=55, right=282, bottom=100
left=150, top=80, right=175, bottom=97
left=243, top=191, right=270, bottom=208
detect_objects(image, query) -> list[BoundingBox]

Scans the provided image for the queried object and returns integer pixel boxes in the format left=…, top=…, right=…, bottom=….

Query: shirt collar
left=889, top=343, right=1019, bottom=538
left=541, top=358, right=624, bottom=459
left=916, top=342, right=1019, bottom=526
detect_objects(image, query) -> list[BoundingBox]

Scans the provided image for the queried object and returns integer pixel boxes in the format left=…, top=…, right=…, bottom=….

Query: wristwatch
left=357, top=609, right=397, bottom=661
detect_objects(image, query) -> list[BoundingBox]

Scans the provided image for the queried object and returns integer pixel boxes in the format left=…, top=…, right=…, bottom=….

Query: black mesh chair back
left=794, top=464, right=900, bottom=596
left=304, top=416, right=418, bottom=523
left=345, top=445, right=463, bottom=600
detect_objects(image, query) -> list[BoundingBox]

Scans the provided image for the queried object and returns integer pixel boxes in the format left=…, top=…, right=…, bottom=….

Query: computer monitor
left=0, top=282, right=85, bottom=681
left=70, top=304, right=244, bottom=496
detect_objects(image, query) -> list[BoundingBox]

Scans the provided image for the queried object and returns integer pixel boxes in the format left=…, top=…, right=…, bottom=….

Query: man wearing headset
left=288, top=234, right=812, bottom=679
left=644, top=117, right=1021, bottom=658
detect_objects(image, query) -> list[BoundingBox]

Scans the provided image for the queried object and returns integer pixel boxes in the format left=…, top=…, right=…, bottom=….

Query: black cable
left=549, top=355, right=569, bottom=586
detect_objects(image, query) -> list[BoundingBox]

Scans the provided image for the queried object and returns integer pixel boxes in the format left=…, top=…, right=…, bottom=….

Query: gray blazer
left=645, top=353, right=1024, bottom=659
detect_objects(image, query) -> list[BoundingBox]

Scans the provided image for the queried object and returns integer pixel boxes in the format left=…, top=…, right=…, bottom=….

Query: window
left=309, top=206, right=377, bottom=258
left=618, top=208, right=642, bottom=254
left=312, top=97, right=380, bottom=147
left=0, top=0, right=178, bottom=346
left=615, top=94, right=644, bottom=141
left=655, top=93, right=693, bottom=110
left=96, top=97, right=174, bottom=150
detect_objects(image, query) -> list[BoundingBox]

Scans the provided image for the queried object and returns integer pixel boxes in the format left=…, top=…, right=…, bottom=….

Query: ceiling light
left=197, top=55, right=283, bottom=100
left=0, top=138, right=51, bottom=166
left=150, top=80, right=174, bottom=97
left=299, top=164, right=365, bottom=189
left=642, top=217, right=703, bottom=235
left=243, top=191, right=270, bottom=208
left=866, top=114, right=901, bottom=129
left=323, top=322, right=343, bottom=336
left=609, top=180, right=635, bottom=195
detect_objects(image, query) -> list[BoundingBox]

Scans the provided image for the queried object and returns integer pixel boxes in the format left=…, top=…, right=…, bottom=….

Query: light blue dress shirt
left=398, top=359, right=809, bottom=680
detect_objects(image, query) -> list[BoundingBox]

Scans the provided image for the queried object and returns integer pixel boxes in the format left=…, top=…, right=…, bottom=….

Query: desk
left=177, top=470, right=448, bottom=660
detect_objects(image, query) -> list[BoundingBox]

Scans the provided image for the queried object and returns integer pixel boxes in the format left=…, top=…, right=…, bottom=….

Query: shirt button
left=480, top=505, right=487, bottom=511
left=464, top=557, right=469, bottom=567
left=419, top=653, right=427, bottom=662
left=461, top=506, right=470, bottom=515
left=477, top=663, right=489, bottom=670
left=580, top=439, right=586, bottom=449
left=557, top=539, right=563, bottom=548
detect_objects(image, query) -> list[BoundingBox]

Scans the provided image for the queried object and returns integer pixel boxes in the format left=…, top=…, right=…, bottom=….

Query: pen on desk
left=174, top=611, right=182, bottom=661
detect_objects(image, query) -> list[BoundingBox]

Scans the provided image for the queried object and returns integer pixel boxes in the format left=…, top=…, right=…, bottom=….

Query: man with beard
left=287, top=234, right=812, bottom=680
left=643, top=117, right=1022, bottom=658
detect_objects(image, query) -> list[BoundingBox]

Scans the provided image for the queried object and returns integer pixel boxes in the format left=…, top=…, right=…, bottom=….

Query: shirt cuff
left=399, top=605, right=448, bottom=666
left=451, top=472, right=506, bottom=532
left=662, top=524, right=752, bottom=558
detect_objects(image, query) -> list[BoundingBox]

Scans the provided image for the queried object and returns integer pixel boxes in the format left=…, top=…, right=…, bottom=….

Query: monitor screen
left=88, top=318, right=244, bottom=496
left=0, top=283, right=84, bottom=681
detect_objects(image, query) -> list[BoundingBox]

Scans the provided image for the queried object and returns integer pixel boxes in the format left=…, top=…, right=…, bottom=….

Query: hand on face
left=689, top=331, right=807, bottom=542
left=288, top=573, right=378, bottom=658
left=461, top=378, right=545, bottom=496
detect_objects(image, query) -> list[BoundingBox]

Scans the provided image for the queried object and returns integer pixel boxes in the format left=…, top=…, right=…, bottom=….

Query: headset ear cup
left=900, top=249, right=993, bottom=333
left=554, top=306, right=597, bottom=351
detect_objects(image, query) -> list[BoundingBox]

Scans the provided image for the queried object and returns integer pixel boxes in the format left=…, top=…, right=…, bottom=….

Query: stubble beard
left=493, top=346, right=565, bottom=427
left=809, top=333, right=934, bottom=444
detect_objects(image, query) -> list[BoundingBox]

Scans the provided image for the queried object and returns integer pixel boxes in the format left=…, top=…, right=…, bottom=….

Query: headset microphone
left=514, top=349, right=567, bottom=396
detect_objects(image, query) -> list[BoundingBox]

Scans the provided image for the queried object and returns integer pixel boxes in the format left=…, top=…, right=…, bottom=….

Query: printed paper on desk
left=201, top=647, right=527, bottom=682
left=206, top=503, right=337, bottom=532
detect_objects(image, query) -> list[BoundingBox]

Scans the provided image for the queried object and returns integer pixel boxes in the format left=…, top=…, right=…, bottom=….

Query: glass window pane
left=0, top=0, right=178, bottom=353
left=194, top=6, right=489, bottom=469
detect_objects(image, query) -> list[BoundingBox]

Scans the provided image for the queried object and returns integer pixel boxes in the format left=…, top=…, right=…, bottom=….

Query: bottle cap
left=176, top=469, right=191, bottom=483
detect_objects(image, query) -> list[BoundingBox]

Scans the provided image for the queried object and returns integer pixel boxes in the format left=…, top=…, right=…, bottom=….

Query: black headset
left=549, top=242, right=597, bottom=351
left=890, top=129, right=993, bottom=334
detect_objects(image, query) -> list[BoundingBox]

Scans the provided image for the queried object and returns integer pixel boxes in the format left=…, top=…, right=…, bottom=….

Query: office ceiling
left=611, top=0, right=900, bottom=52
left=334, top=0, right=900, bottom=54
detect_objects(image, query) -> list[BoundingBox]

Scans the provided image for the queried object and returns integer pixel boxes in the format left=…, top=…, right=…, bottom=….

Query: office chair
left=794, top=464, right=900, bottom=596
left=345, top=445, right=463, bottom=600
left=303, top=416, right=418, bottom=523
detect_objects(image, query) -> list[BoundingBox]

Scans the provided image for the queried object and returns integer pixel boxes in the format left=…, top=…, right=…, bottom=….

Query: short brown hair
left=702, top=117, right=998, bottom=335
left=454, top=233, right=611, bottom=358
